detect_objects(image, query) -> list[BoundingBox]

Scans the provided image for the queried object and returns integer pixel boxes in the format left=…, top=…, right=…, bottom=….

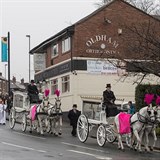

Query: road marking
left=2, top=142, right=46, bottom=153
left=67, top=150, right=112, bottom=160
left=62, top=142, right=109, bottom=153
left=14, top=131, right=46, bottom=140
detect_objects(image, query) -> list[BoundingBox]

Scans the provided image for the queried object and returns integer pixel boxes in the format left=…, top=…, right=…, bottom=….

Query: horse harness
left=130, top=109, right=157, bottom=133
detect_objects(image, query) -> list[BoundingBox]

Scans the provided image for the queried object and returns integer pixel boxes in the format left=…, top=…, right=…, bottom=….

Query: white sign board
left=34, top=54, right=46, bottom=71
left=87, top=60, right=118, bottom=74
left=87, top=60, right=102, bottom=74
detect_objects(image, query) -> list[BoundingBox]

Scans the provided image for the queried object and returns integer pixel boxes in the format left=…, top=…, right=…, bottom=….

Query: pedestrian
left=0, top=98, right=7, bottom=125
left=68, top=104, right=81, bottom=137
left=103, top=83, right=117, bottom=117
left=7, top=95, right=13, bottom=115
left=27, top=80, right=39, bottom=103
left=128, top=101, right=135, bottom=115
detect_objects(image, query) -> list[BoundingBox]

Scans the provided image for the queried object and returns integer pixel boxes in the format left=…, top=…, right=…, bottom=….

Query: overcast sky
left=0, top=0, right=100, bottom=82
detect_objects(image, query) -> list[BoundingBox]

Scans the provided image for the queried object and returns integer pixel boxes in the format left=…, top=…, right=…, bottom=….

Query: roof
left=10, top=81, right=26, bottom=91
left=30, top=0, right=160, bottom=54
left=30, top=25, right=74, bottom=54
left=153, top=15, right=160, bottom=20
left=0, top=75, right=5, bottom=81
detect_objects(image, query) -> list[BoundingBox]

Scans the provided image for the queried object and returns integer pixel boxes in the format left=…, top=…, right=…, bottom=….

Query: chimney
left=12, top=76, right=16, bottom=84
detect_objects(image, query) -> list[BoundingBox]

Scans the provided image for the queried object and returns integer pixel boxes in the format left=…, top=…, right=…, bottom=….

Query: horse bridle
left=154, top=106, right=160, bottom=124
left=137, top=109, right=156, bottom=124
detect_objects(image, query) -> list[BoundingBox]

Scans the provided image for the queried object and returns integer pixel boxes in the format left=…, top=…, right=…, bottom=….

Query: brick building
left=30, top=0, right=160, bottom=111
left=0, top=72, right=8, bottom=96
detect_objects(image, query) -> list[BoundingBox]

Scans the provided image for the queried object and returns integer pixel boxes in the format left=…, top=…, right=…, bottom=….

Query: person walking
left=103, top=83, right=116, bottom=117
left=0, top=98, right=7, bottom=125
left=68, top=104, right=81, bottom=137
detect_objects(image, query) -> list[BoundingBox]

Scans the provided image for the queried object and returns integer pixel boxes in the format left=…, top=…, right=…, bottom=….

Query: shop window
left=51, top=43, right=58, bottom=58
left=62, top=75, right=70, bottom=93
left=51, top=79, right=58, bottom=95
left=62, top=37, right=71, bottom=53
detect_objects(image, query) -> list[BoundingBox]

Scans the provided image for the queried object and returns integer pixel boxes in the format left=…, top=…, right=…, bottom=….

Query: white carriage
left=77, top=99, right=117, bottom=147
left=9, top=90, right=43, bottom=132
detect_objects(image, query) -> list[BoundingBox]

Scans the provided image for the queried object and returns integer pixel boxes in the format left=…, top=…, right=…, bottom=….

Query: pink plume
left=156, top=96, right=160, bottom=105
left=44, top=89, right=50, bottom=97
left=54, top=89, right=60, bottom=97
left=144, top=94, right=154, bottom=105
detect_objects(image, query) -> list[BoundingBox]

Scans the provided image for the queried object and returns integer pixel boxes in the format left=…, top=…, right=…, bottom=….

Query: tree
left=95, top=0, right=160, bottom=14
left=117, top=18, right=160, bottom=84
left=95, top=0, right=160, bottom=84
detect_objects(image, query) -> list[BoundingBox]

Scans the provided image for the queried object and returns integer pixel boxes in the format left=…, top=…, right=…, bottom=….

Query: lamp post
left=26, top=35, right=31, bottom=82
left=5, top=64, right=7, bottom=79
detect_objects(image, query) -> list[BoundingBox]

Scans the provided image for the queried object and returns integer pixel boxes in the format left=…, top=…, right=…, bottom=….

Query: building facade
left=0, top=72, right=8, bottom=97
left=30, top=0, right=160, bottom=111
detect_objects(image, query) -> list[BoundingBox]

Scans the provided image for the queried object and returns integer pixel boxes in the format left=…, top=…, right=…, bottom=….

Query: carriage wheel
left=21, top=113, right=27, bottom=132
left=105, top=125, right=116, bottom=143
left=9, top=108, right=16, bottom=129
left=97, top=124, right=106, bottom=147
left=77, top=114, right=89, bottom=143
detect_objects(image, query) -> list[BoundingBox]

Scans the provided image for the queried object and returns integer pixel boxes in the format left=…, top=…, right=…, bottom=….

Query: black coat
left=103, top=89, right=116, bottom=105
left=103, top=90, right=118, bottom=117
left=68, top=109, right=81, bottom=126
left=27, top=84, right=39, bottom=95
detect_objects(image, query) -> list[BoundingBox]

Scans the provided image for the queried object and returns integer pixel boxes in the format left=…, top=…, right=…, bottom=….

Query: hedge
left=135, top=84, right=160, bottom=111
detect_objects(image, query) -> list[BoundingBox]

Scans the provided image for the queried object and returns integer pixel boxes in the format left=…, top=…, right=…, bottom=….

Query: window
left=51, top=43, right=58, bottom=58
left=51, top=79, right=58, bottom=95
left=83, top=101, right=101, bottom=120
left=62, top=75, right=70, bottom=93
left=62, top=37, right=71, bottom=53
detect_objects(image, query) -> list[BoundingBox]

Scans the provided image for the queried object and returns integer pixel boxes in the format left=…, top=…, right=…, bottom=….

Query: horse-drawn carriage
left=77, top=95, right=160, bottom=152
left=9, top=90, right=63, bottom=135
left=77, top=99, right=117, bottom=147
left=9, top=90, right=43, bottom=131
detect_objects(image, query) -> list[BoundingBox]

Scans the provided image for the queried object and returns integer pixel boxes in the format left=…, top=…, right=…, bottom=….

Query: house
left=30, top=0, right=160, bottom=111
left=0, top=72, right=8, bottom=97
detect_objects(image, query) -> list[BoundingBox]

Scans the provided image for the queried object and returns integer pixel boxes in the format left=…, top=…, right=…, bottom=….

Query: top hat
left=106, top=84, right=111, bottom=88
left=73, top=104, right=77, bottom=108
left=31, top=80, right=35, bottom=83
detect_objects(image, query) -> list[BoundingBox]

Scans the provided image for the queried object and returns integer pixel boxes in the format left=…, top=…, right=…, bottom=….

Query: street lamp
left=5, top=64, right=7, bottom=79
left=26, top=35, right=31, bottom=82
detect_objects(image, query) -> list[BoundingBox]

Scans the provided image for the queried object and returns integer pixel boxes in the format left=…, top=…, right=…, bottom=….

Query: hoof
left=54, top=133, right=58, bottom=136
left=58, top=132, right=62, bottom=135
left=149, top=146, right=153, bottom=151
left=29, top=130, right=32, bottom=133
left=122, top=149, right=125, bottom=152
left=118, top=147, right=121, bottom=150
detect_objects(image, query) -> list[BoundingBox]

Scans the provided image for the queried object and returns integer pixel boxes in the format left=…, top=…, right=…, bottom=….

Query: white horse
left=114, top=105, right=156, bottom=152
left=29, top=96, right=49, bottom=135
left=142, top=105, right=160, bottom=151
left=47, top=97, right=63, bottom=136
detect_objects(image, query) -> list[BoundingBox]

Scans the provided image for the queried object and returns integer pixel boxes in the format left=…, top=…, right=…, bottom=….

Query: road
left=0, top=122, right=159, bottom=160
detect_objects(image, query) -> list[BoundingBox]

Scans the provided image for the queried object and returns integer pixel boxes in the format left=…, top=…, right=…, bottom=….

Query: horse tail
left=112, top=115, right=119, bottom=134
